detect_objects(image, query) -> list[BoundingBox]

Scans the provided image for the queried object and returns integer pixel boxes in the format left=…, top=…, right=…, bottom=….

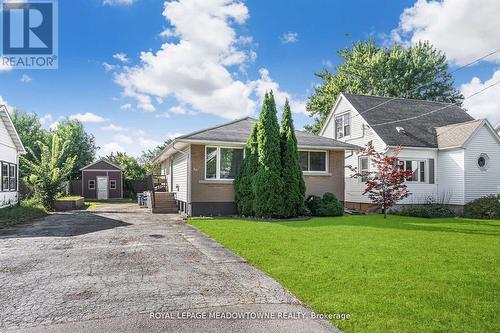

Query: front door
left=97, top=176, right=108, bottom=200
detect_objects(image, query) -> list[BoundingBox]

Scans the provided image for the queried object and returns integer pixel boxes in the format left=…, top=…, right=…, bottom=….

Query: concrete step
left=152, top=207, right=179, bottom=214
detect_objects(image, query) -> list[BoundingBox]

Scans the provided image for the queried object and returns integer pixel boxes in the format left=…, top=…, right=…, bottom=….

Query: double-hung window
left=88, top=180, right=96, bottom=190
left=110, top=180, right=117, bottom=190
left=400, top=159, right=426, bottom=182
left=359, top=157, right=369, bottom=182
left=9, top=164, right=16, bottom=191
left=299, top=151, right=328, bottom=173
left=1, top=162, right=8, bottom=191
left=205, top=146, right=244, bottom=180
left=335, top=113, right=351, bottom=139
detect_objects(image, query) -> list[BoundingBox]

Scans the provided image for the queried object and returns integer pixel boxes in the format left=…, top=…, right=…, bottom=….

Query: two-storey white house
left=320, top=93, right=500, bottom=212
left=0, top=105, right=26, bottom=208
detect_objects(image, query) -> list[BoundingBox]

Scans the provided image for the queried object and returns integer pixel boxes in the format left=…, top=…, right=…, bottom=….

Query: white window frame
left=335, top=112, right=351, bottom=139
left=359, top=156, right=369, bottom=182
left=299, top=150, right=329, bottom=174
left=399, top=159, right=427, bottom=183
left=205, top=146, right=245, bottom=180
left=88, top=180, right=96, bottom=190
left=110, top=179, right=117, bottom=190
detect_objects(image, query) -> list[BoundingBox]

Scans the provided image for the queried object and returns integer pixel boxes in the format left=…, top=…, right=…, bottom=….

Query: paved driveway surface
left=0, top=204, right=339, bottom=333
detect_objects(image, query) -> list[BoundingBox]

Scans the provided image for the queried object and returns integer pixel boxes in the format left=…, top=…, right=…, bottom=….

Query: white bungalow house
left=0, top=105, right=26, bottom=208
left=320, top=93, right=500, bottom=212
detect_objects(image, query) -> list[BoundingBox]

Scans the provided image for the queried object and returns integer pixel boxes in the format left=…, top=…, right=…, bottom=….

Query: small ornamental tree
left=280, top=99, right=306, bottom=217
left=349, top=142, right=413, bottom=218
left=21, top=135, right=76, bottom=210
left=234, top=123, right=259, bottom=216
left=253, top=91, right=284, bottom=217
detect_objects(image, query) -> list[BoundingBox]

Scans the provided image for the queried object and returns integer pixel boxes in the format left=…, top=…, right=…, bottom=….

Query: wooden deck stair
left=152, top=192, right=178, bottom=214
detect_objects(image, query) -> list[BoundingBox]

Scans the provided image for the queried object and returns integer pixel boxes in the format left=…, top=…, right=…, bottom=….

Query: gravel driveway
left=0, top=204, right=339, bottom=333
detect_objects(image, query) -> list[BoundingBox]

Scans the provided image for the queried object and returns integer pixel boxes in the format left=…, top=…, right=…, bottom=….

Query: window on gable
left=335, top=113, right=351, bottom=139
left=299, top=151, right=328, bottom=172
left=205, top=146, right=244, bottom=180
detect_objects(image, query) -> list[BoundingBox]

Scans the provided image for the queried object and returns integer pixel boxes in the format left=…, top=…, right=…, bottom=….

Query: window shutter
left=428, top=159, right=435, bottom=184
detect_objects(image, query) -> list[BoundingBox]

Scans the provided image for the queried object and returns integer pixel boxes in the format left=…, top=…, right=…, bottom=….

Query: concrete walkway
left=0, top=204, right=340, bottom=333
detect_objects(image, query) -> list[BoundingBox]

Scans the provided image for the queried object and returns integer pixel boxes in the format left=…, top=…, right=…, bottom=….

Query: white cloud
left=113, top=52, right=129, bottom=63
left=281, top=31, right=299, bottom=44
left=0, top=96, right=13, bottom=113
left=155, top=112, right=170, bottom=118
left=251, top=68, right=306, bottom=114
left=168, top=106, right=186, bottom=114
left=103, top=62, right=117, bottom=72
left=166, top=132, right=183, bottom=140
left=20, top=74, right=32, bottom=83
left=461, top=69, right=500, bottom=124
left=393, top=0, right=500, bottom=65
left=69, top=112, right=107, bottom=123
left=103, top=0, right=134, bottom=6
left=0, top=62, right=12, bottom=72
left=113, top=134, right=133, bottom=144
left=48, top=121, right=60, bottom=131
left=39, top=114, right=53, bottom=126
left=120, top=103, right=132, bottom=110
left=138, top=136, right=161, bottom=149
left=101, top=124, right=126, bottom=131
left=114, top=0, right=304, bottom=119
left=101, top=142, right=125, bottom=155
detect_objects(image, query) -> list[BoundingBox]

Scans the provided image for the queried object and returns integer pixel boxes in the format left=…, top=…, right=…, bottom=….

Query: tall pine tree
left=234, top=123, right=259, bottom=216
left=280, top=100, right=306, bottom=217
left=253, top=91, right=284, bottom=217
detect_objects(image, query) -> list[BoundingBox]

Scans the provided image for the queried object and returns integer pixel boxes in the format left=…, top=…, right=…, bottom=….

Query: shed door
left=97, top=176, right=108, bottom=200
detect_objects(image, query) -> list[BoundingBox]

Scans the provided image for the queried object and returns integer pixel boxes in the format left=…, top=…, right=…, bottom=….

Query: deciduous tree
left=349, top=142, right=414, bottom=218
left=306, top=40, right=463, bottom=133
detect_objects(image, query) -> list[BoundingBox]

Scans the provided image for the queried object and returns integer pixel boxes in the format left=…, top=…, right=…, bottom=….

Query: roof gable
left=0, top=105, right=26, bottom=154
left=81, top=159, right=123, bottom=171
left=341, top=93, right=474, bottom=148
left=436, top=119, right=483, bottom=149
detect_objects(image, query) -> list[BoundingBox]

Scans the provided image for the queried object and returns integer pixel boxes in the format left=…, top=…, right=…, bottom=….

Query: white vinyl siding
left=437, top=149, right=465, bottom=205
left=0, top=117, right=15, bottom=149
left=0, top=121, right=19, bottom=208
left=464, top=125, right=500, bottom=203
left=172, top=150, right=188, bottom=203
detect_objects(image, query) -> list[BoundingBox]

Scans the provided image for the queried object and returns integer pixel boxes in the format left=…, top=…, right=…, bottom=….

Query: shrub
left=464, top=196, right=500, bottom=219
left=395, top=204, right=455, bottom=218
left=306, top=193, right=343, bottom=217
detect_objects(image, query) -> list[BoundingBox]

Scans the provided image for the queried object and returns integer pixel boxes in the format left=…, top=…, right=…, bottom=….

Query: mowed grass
left=190, top=215, right=500, bottom=333
left=84, top=198, right=135, bottom=210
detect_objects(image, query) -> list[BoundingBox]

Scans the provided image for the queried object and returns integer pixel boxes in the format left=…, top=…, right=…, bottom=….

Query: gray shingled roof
left=343, top=93, right=475, bottom=148
left=177, top=117, right=358, bottom=149
left=435, top=119, right=483, bottom=149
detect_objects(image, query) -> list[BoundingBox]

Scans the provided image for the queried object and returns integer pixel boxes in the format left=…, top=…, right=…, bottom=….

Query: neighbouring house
left=0, top=105, right=26, bottom=208
left=320, top=93, right=500, bottom=213
left=155, top=117, right=358, bottom=216
left=80, top=159, right=123, bottom=200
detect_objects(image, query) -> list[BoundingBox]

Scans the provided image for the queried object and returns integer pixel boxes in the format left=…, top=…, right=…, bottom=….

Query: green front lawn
left=190, top=215, right=499, bottom=333
left=84, top=198, right=135, bottom=210
left=0, top=199, right=47, bottom=227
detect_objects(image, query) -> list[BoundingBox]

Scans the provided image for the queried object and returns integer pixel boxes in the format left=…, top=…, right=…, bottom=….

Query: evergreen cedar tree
left=253, top=92, right=285, bottom=217
left=305, top=40, right=463, bottom=134
left=235, top=92, right=305, bottom=218
left=349, top=142, right=414, bottom=218
left=280, top=100, right=306, bottom=217
left=234, top=124, right=259, bottom=216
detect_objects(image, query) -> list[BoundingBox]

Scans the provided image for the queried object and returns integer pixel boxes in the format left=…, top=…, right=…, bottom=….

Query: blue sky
left=1, top=0, right=499, bottom=157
